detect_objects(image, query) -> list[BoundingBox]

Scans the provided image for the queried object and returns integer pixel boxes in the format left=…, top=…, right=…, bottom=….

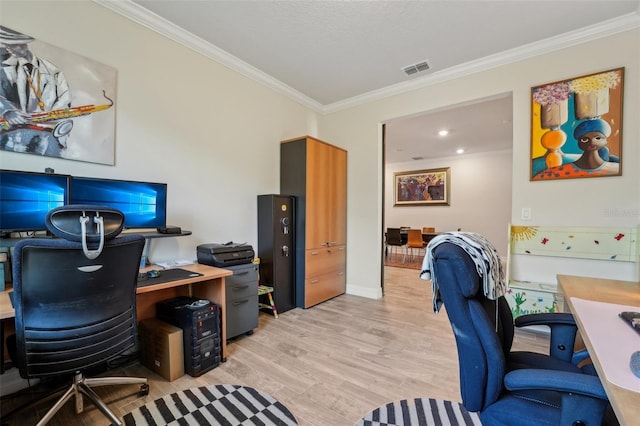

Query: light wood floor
left=1, top=266, right=550, bottom=425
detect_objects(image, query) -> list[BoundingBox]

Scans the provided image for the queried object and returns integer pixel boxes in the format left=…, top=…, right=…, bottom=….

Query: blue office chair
left=7, top=205, right=148, bottom=426
left=430, top=242, right=610, bottom=425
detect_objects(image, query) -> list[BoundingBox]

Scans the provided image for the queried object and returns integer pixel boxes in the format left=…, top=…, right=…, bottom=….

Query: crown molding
left=93, top=0, right=325, bottom=113
left=95, top=1, right=638, bottom=115
left=323, top=11, right=640, bottom=114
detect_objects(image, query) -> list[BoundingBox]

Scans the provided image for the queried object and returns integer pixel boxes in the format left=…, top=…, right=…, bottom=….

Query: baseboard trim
left=346, top=284, right=382, bottom=300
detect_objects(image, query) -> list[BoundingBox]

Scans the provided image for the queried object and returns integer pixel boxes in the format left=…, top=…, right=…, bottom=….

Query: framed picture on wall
left=530, top=67, right=624, bottom=181
left=0, top=25, right=117, bottom=165
left=394, top=167, right=450, bottom=206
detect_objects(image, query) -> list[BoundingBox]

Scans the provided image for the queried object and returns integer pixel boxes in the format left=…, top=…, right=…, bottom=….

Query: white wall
left=319, top=29, right=639, bottom=299
left=385, top=150, right=512, bottom=255
left=0, top=1, right=317, bottom=264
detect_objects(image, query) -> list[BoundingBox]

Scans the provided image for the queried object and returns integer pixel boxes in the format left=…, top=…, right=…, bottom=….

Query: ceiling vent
left=402, top=60, right=430, bottom=76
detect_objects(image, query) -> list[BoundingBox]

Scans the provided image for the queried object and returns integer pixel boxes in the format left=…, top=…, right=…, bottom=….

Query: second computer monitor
left=70, top=177, right=167, bottom=229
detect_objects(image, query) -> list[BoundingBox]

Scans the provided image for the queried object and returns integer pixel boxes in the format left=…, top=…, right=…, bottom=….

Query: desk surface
left=557, top=274, right=640, bottom=425
left=136, top=263, right=231, bottom=294
left=0, top=263, right=232, bottom=319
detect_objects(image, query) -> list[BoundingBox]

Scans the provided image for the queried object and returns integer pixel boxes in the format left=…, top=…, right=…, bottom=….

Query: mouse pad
left=137, top=268, right=203, bottom=287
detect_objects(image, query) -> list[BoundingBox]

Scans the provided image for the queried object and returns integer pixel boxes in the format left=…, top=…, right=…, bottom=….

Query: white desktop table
left=557, top=274, right=640, bottom=425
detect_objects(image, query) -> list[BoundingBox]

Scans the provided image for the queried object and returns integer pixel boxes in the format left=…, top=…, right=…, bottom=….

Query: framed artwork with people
left=394, top=167, right=450, bottom=206
left=0, top=25, right=116, bottom=165
left=530, top=68, right=624, bottom=181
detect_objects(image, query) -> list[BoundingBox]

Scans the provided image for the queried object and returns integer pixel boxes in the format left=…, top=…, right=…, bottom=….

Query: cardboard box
left=139, top=318, right=184, bottom=381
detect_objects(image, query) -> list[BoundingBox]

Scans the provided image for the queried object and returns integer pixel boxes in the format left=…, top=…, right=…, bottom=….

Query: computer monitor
left=70, top=177, right=167, bottom=229
left=0, top=170, right=70, bottom=234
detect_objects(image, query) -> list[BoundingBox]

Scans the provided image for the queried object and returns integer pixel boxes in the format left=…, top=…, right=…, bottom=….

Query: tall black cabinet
left=257, top=194, right=295, bottom=313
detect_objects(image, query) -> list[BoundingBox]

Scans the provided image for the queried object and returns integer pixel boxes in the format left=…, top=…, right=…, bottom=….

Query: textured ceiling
left=130, top=0, right=639, bottom=107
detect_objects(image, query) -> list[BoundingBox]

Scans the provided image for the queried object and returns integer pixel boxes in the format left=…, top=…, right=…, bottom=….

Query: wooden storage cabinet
left=281, top=136, right=347, bottom=308
left=305, top=246, right=346, bottom=277
left=305, top=245, right=346, bottom=307
left=304, top=269, right=346, bottom=307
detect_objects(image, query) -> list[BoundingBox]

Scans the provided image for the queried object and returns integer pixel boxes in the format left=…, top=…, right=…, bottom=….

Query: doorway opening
left=381, top=94, right=514, bottom=292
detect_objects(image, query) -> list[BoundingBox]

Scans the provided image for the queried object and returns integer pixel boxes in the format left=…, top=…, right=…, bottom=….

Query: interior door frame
left=380, top=123, right=387, bottom=294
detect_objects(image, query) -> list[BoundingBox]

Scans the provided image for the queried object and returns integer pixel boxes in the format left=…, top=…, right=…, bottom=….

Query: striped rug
left=356, top=398, right=481, bottom=426
left=123, top=384, right=298, bottom=425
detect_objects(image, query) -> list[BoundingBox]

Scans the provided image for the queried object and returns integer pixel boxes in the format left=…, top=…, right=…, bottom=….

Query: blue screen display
left=0, top=170, right=70, bottom=232
left=70, top=177, right=167, bottom=229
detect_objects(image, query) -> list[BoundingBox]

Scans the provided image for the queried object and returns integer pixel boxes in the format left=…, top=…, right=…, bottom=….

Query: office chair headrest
left=46, top=205, right=125, bottom=259
left=432, top=243, right=481, bottom=298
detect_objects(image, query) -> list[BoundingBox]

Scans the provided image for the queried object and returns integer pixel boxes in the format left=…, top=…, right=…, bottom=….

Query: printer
left=197, top=242, right=254, bottom=267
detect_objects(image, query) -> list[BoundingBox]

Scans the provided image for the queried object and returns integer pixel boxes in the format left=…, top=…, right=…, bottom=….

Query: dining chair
left=385, top=228, right=406, bottom=262
left=406, top=229, right=427, bottom=262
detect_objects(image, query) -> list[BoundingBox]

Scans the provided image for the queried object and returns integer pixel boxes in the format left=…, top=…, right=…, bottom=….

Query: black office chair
left=429, top=240, right=610, bottom=425
left=7, top=205, right=148, bottom=426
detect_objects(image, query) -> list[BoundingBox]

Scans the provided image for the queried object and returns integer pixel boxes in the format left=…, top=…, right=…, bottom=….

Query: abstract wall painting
left=0, top=25, right=116, bottom=165
left=530, top=68, right=624, bottom=181
left=394, top=167, right=450, bottom=206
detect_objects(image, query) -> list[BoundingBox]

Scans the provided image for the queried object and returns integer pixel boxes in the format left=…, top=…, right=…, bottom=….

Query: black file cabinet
left=224, top=263, right=259, bottom=339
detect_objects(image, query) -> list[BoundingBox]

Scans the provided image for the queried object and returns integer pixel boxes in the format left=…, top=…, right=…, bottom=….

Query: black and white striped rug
left=356, top=398, right=481, bottom=426
left=123, top=384, right=298, bottom=425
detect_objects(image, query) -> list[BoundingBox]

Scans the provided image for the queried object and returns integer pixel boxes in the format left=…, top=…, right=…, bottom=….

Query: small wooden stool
left=258, top=285, right=278, bottom=318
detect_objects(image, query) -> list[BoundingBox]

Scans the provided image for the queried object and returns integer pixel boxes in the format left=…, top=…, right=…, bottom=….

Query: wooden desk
left=1, top=263, right=233, bottom=361
left=557, top=274, right=640, bottom=425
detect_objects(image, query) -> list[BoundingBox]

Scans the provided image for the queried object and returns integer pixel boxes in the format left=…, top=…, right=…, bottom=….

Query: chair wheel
left=139, top=383, right=149, bottom=396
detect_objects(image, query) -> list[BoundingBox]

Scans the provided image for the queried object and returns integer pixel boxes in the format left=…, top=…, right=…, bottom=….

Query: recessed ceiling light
left=438, top=130, right=449, bottom=137
left=456, top=148, right=465, bottom=154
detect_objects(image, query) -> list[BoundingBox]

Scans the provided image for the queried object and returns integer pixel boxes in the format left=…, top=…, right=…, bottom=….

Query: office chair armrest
left=515, top=313, right=578, bottom=363
left=504, top=369, right=608, bottom=400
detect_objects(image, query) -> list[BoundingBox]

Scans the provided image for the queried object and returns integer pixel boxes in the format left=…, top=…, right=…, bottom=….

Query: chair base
left=36, top=372, right=148, bottom=426
left=386, top=245, right=407, bottom=263
left=406, top=246, right=426, bottom=263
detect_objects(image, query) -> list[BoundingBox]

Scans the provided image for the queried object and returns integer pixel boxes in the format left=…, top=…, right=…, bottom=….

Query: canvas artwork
left=0, top=26, right=116, bottom=165
left=530, top=68, right=624, bottom=181
left=394, top=167, right=450, bottom=206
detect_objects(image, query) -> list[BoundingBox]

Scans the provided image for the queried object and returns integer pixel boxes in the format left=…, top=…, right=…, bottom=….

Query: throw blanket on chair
left=420, top=232, right=507, bottom=313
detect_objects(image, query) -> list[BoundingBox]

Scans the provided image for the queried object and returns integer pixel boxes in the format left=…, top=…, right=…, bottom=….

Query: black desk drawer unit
left=224, top=263, right=259, bottom=339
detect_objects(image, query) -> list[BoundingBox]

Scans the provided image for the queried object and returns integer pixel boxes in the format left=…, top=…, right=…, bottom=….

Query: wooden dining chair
left=422, top=227, right=435, bottom=234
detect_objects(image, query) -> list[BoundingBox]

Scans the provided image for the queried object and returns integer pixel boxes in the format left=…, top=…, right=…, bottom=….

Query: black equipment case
left=197, top=243, right=254, bottom=267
